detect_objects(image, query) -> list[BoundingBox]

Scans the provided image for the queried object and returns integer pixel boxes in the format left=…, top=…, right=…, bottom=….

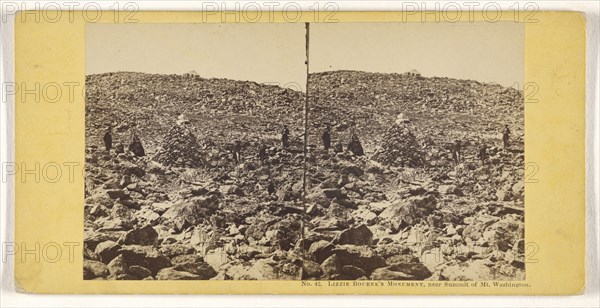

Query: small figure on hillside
left=322, top=125, right=331, bottom=151
left=115, top=143, right=125, bottom=154
left=451, top=140, right=462, bottom=164
left=347, top=130, right=364, bottom=156
left=267, top=179, right=276, bottom=196
left=128, top=131, right=145, bottom=157
left=478, top=143, right=488, bottom=165
left=103, top=126, right=112, bottom=152
left=281, top=125, right=290, bottom=149
left=232, top=140, right=242, bottom=163
left=502, top=124, right=511, bottom=149
left=258, top=143, right=268, bottom=163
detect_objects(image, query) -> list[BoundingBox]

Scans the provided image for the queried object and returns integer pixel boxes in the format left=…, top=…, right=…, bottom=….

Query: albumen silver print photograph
left=83, top=21, right=525, bottom=281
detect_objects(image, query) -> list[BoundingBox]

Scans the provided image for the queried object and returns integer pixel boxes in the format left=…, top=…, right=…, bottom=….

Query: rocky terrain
left=84, top=70, right=524, bottom=281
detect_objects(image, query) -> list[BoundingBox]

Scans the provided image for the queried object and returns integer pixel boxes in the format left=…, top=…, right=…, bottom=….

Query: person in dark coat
left=232, top=140, right=242, bottom=163
left=347, top=130, right=364, bottom=156
left=128, top=132, right=145, bottom=157
left=103, top=127, right=112, bottom=152
left=281, top=125, right=290, bottom=149
left=478, top=143, right=487, bottom=165
left=258, top=143, right=268, bottom=163
left=322, top=125, right=331, bottom=151
left=502, top=125, right=511, bottom=149
left=267, top=179, right=275, bottom=196
left=452, top=140, right=462, bottom=164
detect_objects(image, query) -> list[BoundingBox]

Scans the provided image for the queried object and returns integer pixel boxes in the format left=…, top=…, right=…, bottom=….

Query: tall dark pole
left=301, top=22, right=310, bottom=260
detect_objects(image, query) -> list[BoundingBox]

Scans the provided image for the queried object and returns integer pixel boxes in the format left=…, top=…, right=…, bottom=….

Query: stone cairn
left=373, top=122, right=425, bottom=168
left=153, top=117, right=205, bottom=168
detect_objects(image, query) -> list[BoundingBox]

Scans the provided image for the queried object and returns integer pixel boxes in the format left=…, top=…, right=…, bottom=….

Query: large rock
left=172, top=261, right=218, bottom=280
left=512, top=181, right=525, bottom=200
left=171, top=254, right=204, bottom=265
left=378, top=195, right=437, bottom=231
left=440, top=260, right=494, bottom=281
left=337, top=161, right=364, bottom=176
left=322, top=188, right=344, bottom=199
left=321, top=245, right=386, bottom=277
left=84, top=260, right=109, bottom=279
left=370, top=262, right=432, bottom=280
left=119, top=225, right=158, bottom=246
left=351, top=208, right=377, bottom=225
left=159, top=244, right=197, bottom=258
left=321, top=254, right=343, bottom=276
left=219, top=184, right=244, bottom=196
left=85, top=191, right=115, bottom=209
left=107, top=254, right=128, bottom=277
left=162, top=195, right=219, bottom=227
left=307, top=191, right=332, bottom=207
left=156, top=267, right=201, bottom=280
left=118, top=245, right=172, bottom=275
left=462, top=213, right=501, bottom=241
left=84, top=230, right=120, bottom=250
left=135, top=207, right=160, bottom=226
left=119, top=161, right=146, bottom=177
left=302, top=260, right=323, bottom=278
left=246, top=217, right=300, bottom=251
left=341, top=265, right=367, bottom=279
left=245, top=259, right=299, bottom=280
left=333, top=224, right=373, bottom=246
left=437, top=184, right=463, bottom=196
left=485, top=215, right=524, bottom=252
left=128, top=265, right=153, bottom=279
left=94, top=240, right=121, bottom=263
left=308, top=240, right=335, bottom=263
left=333, top=245, right=387, bottom=275
left=106, top=189, right=128, bottom=200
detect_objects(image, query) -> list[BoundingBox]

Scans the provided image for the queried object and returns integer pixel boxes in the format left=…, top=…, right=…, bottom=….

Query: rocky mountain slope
left=84, top=71, right=524, bottom=281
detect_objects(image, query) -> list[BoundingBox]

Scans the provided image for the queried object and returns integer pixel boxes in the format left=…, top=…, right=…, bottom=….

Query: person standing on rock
left=322, top=125, right=331, bottom=151
left=478, top=143, right=488, bottom=165
left=258, top=143, right=268, bottom=163
left=502, top=124, right=511, bottom=149
left=452, top=140, right=462, bottom=164
left=103, top=126, right=112, bottom=152
left=281, top=125, right=290, bottom=149
left=232, top=140, right=242, bottom=163
left=267, top=178, right=275, bottom=196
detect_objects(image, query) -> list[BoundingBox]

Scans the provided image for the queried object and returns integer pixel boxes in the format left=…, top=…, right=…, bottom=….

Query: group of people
left=322, top=125, right=365, bottom=156
left=102, top=126, right=145, bottom=157
left=232, top=122, right=510, bottom=166
left=230, top=124, right=366, bottom=165
left=451, top=124, right=512, bottom=165
left=102, top=121, right=512, bottom=169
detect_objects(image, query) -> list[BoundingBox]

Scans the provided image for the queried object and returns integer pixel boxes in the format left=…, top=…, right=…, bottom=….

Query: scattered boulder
left=161, top=195, right=219, bottom=227
left=333, top=224, right=373, bottom=246
left=371, top=262, right=432, bottom=280
left=119, top=225, right=158, bottom=246
left=156, top=267, right=201, bottom=280
left=95, top=241, right=121, bottom=263
left=84, top=260, right=110, bottom=279
left=308, top=240, right=335, bottom=263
